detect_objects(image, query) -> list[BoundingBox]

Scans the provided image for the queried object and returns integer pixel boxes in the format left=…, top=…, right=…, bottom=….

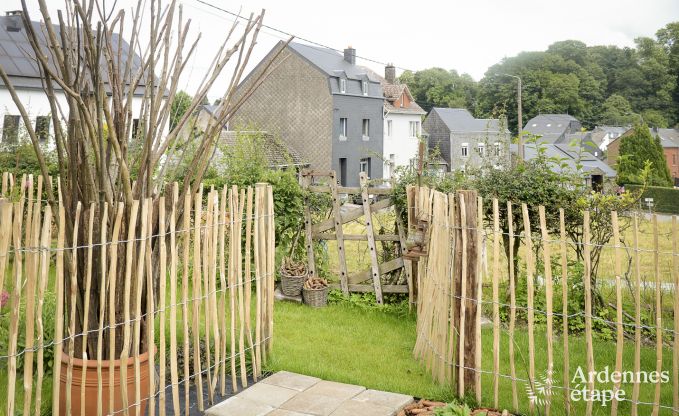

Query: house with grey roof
left=512, top=143, right=616, bottom=191
left=590, top=125, right=629, bottom=152
left=230, top=41, right=385, bottom=186
left=0, top=10, right=149, bottom=146
left=523, top=114, right=582, bottom=143
left=423, top=108, right=510, bottom=172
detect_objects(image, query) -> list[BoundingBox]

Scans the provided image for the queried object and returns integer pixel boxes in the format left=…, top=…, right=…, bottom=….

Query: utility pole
left=502, top=74, right=523, bottom=162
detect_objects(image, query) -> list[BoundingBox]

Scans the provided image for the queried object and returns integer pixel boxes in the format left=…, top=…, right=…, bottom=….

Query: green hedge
left=627, top=184, right=679, bottom=215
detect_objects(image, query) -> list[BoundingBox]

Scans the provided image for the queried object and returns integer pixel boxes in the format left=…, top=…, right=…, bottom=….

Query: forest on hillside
left=399, top=22, right=679, bottom=133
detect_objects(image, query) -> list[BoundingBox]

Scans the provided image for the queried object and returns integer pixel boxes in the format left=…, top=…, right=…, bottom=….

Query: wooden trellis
left=301, top=169, right=411, bottom=304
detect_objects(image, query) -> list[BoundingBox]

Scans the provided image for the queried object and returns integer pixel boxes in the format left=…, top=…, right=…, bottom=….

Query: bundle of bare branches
left=0, top=0, right=289, bottom=359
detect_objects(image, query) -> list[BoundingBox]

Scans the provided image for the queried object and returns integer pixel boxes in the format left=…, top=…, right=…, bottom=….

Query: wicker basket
left=280, top=269, right=308, bottom=296
left=302, top=286, right=329, bottom=308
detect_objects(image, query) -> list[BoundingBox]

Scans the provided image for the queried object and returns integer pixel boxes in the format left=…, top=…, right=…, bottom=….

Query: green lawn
left=268, top=300, right=677, bottom=415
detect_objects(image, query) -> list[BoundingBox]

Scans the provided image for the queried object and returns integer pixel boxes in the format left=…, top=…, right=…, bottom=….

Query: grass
left=268, top=299, right=677, bottom=415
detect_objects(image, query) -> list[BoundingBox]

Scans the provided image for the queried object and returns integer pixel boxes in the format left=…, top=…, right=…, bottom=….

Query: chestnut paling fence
left=0, top=173, right=275, bottom=416
left=409, top=185, right=679, bottom=416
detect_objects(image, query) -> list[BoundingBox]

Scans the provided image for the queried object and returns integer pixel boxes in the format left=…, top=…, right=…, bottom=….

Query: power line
left=191, top=0, right=414, bottom=73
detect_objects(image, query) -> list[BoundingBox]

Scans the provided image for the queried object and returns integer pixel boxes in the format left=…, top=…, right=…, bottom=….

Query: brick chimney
left=385, top=64, right=396, bottom=84
left=5, top=10, right=22, bottom=33
left=343, top=46, right=356, bottom=65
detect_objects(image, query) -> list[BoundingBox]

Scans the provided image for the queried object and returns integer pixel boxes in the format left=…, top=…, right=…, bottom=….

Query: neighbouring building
left=513, top=143, right=616, bottom=191
left=362, top=64, right=426, bottom=179
left=423, top=108, right=510, bottom=172
left=590, top=125, right=629, bottom=153
left=230, top=41, right=385, bottom=187
left=523, top=114, right=582, bottom=143
left=176, top=105, right=307, bottom=170
left=606, top=127, right=679, bottom=186
left=0, top=10, right=149, bottom=146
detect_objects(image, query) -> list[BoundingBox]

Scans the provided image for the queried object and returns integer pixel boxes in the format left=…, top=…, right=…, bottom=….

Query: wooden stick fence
left=0, top=173, right=275, bottom=416
left=410, top=185, right=679, bottom=415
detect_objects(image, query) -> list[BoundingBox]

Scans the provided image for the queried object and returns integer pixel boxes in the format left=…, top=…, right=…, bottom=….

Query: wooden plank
left=611, top=211, right=623, bottom=416
left=254, top=185, right=263, bottom=379
left=192, top=191, right=204, bottom=410
left=394, top=206, right=413, bottom=309
left=236, top=188, right=248, bottom=388
left=521, top=203, right=535, bottom=414
left=301, top=169, right=335, bottom=177
left=583, top=210, right=594, bottom=416
left=107, top=204, right=124, bottom=415
left=328, top=284, right=408, bottom=293
left=539, top=206, right=553, bottom=416
left=312, top=198, right=393, bottom=233
left=652, top=214, right=662, bottom=416
left=672, top=215, right=679, bottom=415
left=159, top=196, right=167, bottom=416
left=22, top=202, right=41, bottom=416
left=309, top=185, right=391, bottom=195
left=631, top=215, right=641, bottom=416
left=95, top=203, right=109, bottom=416
left=34, top=204, right=52, bottom=416
left=302, top=174, right=316, bottom=277
left=492, top=199, right=500, bottom=408
left=65, top=202, right=82, bottom=416
left=507, top=202, right=518, bottom=412
left=244, top=188, right=257, bottom=382
left=474, top=196, right=482, bottom=403
left=181, top=192, right=192, bottom=413
left=330, top=172, right=349, bottom=294
left=80, top=204, right=96, bottom=416
left=133, top=199, right=149, bottom=416
left=313, top=233, right=400, bottom=241
left=52, top=200, right=65, bottom=416
left=347, top=257, right=404, bottom=284
left=457, top=192, right=468, bottom=397
left=559, top=208, right=570, bottom=415
left=202, top=190, right=214, bottom=403
left=218, top=187, right=229, bottom=392
left=360, top=172, right=383, bottom=304
left=266, top=185, right=275, bottom=356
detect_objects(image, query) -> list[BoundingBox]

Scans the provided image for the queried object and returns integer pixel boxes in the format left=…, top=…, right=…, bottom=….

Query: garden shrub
left=627, top=184, right=679, bottom=215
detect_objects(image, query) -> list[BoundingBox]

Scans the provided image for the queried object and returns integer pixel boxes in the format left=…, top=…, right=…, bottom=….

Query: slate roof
left=653, top=128, right=679, bottom=148
left=288, top=42, right=379, bottom=82
left=511, top=143, right=616, bottom=178
left=432, top=108, right=506, bottom=133
left=0, top=13, right=146, bottom=95
left=358, top=66, right=425, bottom=115
left=524, top=114, right=579, bottom=137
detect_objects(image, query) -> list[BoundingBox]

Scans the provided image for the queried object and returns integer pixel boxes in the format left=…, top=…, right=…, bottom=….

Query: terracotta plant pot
left=59, top=349, right=152, bottom=416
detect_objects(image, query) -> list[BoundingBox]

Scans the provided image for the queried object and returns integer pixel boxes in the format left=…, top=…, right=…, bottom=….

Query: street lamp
left=501, top=73, right=523, bottom=162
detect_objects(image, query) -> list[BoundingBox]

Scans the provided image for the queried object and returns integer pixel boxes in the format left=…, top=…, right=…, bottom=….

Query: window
left=2, top=115, right=20, bottom=144
left=409, top=121, right=420, bottom=138
left=461, top=143, right=469, bottom=157
left=387, top=120, right=393, bottom=137
left=387, top=154, right=395, bottom=178
left=359, top=157, right=371, bottom=176
left=339, top=158, right=347, bottom=186
left=477, top=143, right=485, bottom=156
left=594, top=151, right=598, bottom=157
left=494, top=142, right=501, bottom=157
left=35, top=116, right=50, bottom=143
left=132, top=118, right=141, bottom=140
left=339, top=118, right=348, bottom=140
left=362, top=119, right=370, bottom=140
left=362, top=80, right=368, bottom=96
left=339, top=78, right=346, bottom=93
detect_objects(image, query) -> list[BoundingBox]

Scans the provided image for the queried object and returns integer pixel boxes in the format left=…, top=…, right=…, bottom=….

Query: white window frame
left=494, top=142, right=501, bottom=157
left=362, top=119, right=370, bottom=141
left=461, top=143, right=469, bottom=158
left=362, top=80, right=368, bottom=96
left=339, top=78, right=346, bottom=94
left=387, top=120, right=393, bottom=137
left=477, top=143, right=485, bottom=156
left=359, top=158, right=370, bottom=175
left=409, top=121, right=419, bottom=138
left=339, top=117, right=348, bottom=141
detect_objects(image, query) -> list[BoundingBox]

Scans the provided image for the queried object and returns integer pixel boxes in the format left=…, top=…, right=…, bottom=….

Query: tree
left=656, top=22, right=679, bottom=123
left=398, top=68, right=478, bottom=113
left=598, top=94, right=639, bottom=125
left=169, top=90, right=192, bottom=131
left=616, top=124, right=673, bottom=186
left=0, top=0, right=276, bottom=362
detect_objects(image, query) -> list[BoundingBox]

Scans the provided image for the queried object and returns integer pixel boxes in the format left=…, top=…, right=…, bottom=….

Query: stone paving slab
left=206, top=371, right=413, bottom=416
left=205, top=396, right=273, bottom=416
left=262, top=371, right=322, bottom=391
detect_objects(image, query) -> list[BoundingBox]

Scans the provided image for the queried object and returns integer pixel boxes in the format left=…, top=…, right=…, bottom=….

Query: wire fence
left=0, top=173, right=276, bottom=416
left=408, top=185, right=679, bottom=416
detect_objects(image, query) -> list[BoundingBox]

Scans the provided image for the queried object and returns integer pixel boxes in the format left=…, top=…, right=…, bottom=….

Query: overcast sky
left=8, top=0, right=679, bottom=98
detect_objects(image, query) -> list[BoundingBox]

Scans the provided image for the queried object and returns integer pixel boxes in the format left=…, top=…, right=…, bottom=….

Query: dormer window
left=339, top=78, right=346, bottom=94
left=361, top=80, right=368, bottom=96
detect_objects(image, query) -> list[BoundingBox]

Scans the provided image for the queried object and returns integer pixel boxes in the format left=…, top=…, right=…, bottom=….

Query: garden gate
left=300, top=169, right=411, bottom=304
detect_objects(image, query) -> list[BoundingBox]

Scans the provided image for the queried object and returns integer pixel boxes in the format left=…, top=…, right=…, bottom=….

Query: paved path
left=205, top=371, right=413, bottom=416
